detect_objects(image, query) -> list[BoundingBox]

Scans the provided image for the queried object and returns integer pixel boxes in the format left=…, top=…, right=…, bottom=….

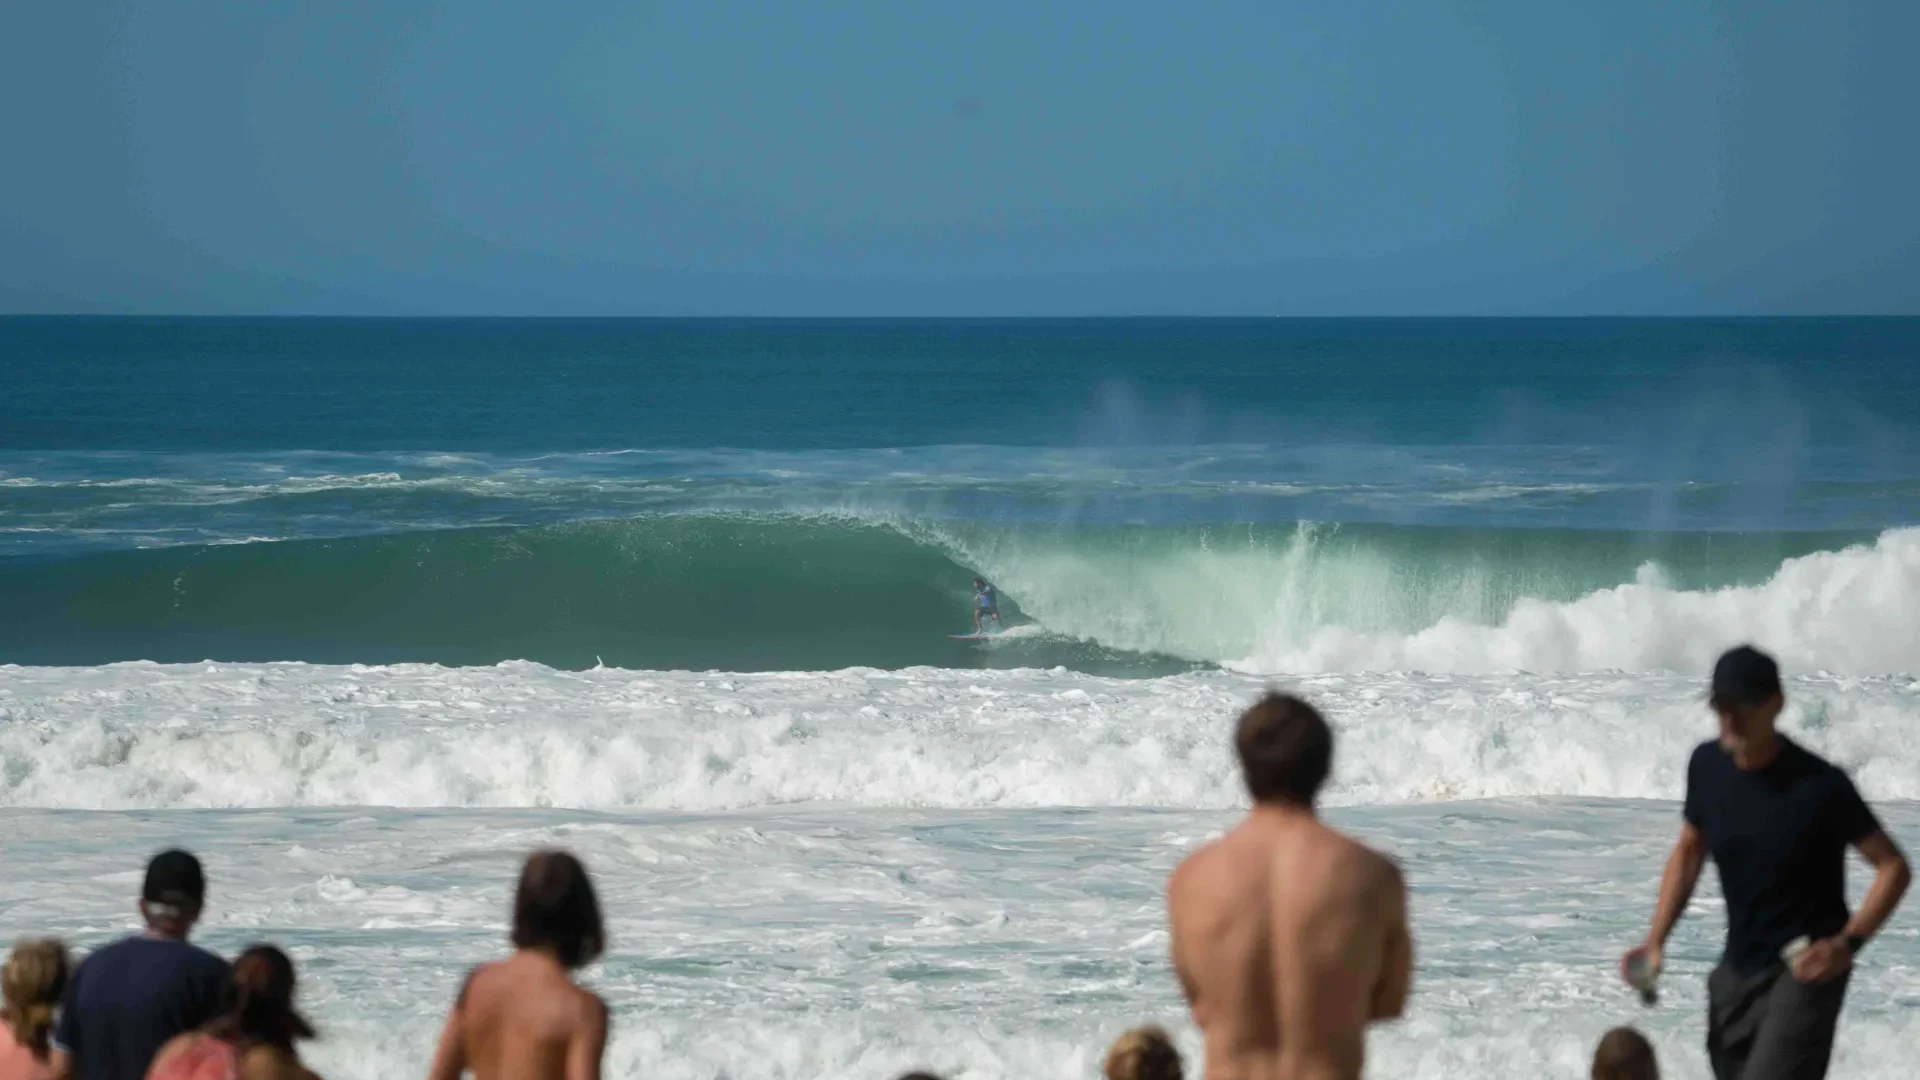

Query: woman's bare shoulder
left=456, top=961, right=508, bottom=1007
left=560, top=983, right=609, bottom=1038
left=238, top=1044, right=322, bottom=1080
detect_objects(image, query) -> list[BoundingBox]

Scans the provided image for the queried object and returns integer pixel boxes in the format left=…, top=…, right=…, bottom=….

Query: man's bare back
left=1269, top=812, right=1409, bottom=1080
left=426, top=953, right=608, bottom=1080
left=1171, top=810, right=1409, bottom=1080
left=1170, top=814, right=1285, bottom=1080
left=1169, top=694, right=1411, bottom=1080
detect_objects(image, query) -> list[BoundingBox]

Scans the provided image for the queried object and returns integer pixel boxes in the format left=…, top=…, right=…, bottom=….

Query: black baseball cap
left=1710, top=645, right=1782, bottom=710
left=142, top=849, right=206, bottom=909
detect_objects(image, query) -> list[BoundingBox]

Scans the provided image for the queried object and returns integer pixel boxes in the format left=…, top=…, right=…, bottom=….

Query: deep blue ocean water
left=4, top=316, right=1918, bottom=671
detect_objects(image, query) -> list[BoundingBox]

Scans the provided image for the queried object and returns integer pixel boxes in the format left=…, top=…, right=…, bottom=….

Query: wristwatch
left=1845, top=933, right=1867, bottom=955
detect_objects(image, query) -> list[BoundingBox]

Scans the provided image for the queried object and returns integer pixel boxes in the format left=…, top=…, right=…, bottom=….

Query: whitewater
left=5, top=662, right=1920, bottom=811
left=5, top=317, right=1920, bottom=1080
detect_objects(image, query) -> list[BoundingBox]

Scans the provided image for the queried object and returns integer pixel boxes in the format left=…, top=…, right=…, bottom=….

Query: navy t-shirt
left=53, top=936, right=230, bottom=1080
left=1683, top=737, right=1881, bottom=975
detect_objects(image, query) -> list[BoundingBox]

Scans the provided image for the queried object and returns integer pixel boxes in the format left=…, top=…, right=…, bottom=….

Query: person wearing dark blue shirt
left=1622, top=646, right=1910, bottom=1080
left=51, top=850, right=231, bottom=1080
left=972, top=578, right=1001, bottom=634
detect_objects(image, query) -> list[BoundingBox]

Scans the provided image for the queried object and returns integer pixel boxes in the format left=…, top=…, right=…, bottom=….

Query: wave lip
left=2, top=662, right=1916, bottom=812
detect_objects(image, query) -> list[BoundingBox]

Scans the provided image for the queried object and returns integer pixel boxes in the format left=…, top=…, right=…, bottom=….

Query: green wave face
left=933, top=520, right=1875, bottom=666
left=0, top=513, right=1873, bottom=673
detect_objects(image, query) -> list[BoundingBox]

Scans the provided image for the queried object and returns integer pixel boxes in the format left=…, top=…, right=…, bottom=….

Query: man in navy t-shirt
left=51, top=849, right=231, bottom=1080
left=1623, top=646, right=1911, bottom=1080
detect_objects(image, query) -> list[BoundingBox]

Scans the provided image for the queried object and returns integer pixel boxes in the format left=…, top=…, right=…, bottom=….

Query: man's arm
left=1622, top=822, right=1706, bottom=981
left=1846, top=829, right=1913, bottom=941
left=1794, top=829, right=1911, bottom=984
left=1369, top=862, right=1412, bottom=1021
left=424, top=973, right=475, bottom=1080
left=1165, top=860, right=1203, bottom=1011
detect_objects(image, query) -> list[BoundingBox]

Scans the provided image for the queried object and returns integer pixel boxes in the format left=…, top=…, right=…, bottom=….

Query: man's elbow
left=1370, top=969, right=1411, bottom=1021
left=1676, top=829, right=1707, bottom=863
left=1889, top=851, right=1914, bottom=898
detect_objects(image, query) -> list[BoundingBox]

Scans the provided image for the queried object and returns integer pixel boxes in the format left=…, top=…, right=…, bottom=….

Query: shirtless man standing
left=427, top=851, right=610, bottom=1080
left=1168, top=693, right=1412, bottom=1080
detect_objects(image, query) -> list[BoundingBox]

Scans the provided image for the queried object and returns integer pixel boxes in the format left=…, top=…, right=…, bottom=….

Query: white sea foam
left=3, top=662, right=1916, bottom=811
left=5, top=801, right=1916, bottom=1080
left=1234, top=528, right=1920, bottom=676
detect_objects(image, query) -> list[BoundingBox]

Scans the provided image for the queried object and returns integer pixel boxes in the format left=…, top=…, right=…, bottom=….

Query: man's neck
left=1733, top=731, right=1785, bottom=771
left=1248, top=800, right=1316, bottom=824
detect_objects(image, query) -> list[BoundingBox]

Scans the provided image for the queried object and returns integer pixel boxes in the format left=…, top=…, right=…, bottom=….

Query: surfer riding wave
left=973, top=577, right=1002, bottom=634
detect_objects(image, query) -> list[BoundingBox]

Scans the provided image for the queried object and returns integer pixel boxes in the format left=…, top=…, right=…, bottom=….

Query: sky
left=2, top=1, right=1916, bottom=316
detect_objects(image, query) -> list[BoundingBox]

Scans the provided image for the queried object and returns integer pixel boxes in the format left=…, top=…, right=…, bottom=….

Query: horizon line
left=6, top=312, right=1918, bottom=322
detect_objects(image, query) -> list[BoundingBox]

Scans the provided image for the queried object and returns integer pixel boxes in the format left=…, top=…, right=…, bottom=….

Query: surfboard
left=948, top=632, right=997, bottom=640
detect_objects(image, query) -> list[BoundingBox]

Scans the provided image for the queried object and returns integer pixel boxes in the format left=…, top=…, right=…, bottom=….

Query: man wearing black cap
left=50, top=849, right=231, bottom=1080
left=1622, top=645, right=1911, bottom=1080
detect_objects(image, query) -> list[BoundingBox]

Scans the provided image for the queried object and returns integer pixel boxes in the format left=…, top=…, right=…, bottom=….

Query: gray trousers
left=1707, top=963, right=1850, bottom=1080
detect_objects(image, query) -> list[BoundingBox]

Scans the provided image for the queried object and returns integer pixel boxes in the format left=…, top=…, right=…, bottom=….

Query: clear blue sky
left=3, top=1, right=1916, bottom=315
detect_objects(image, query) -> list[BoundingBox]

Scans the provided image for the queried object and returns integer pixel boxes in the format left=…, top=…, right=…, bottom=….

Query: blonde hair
left=3, top=939, right=70, bottom=1055
left=1105, top=1026, right=1183, bottom=1080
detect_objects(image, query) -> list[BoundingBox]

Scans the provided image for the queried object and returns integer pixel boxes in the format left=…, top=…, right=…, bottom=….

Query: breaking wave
left=3, top=514, right=1913, bottom=677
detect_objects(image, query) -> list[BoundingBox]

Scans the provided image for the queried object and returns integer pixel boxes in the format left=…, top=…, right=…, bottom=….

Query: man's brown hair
left=1235, top=692, right=1332, bottom=805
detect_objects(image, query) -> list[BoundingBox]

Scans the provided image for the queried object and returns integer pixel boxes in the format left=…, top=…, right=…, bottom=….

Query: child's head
left=1592, top=1027, right=1659, bottom=1080
left=1105, top=1026, right=1183, bottom=1080
left=3, top=939, right=70, bottom=1054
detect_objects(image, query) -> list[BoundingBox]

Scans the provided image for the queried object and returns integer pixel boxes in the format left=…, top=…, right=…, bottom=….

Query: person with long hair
left=145, top=946, right=320, bottom=1080
left=0, top=939, right=70, bottom=1080
left=426, top=850, right=609, bottom=1080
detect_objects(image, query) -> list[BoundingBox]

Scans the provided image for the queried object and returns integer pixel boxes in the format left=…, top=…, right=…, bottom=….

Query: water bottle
left=1625, top=952, right=1658, bottom=1006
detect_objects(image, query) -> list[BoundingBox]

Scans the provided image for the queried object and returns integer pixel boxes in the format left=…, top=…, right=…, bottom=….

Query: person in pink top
left=0, top=939, right=71, bottom=1080
left=145, top=946, right=321, bottom=1080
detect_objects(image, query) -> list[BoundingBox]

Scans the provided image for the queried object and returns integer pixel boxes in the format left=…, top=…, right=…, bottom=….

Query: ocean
left=2, top=317, right=1917, bottom=1079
